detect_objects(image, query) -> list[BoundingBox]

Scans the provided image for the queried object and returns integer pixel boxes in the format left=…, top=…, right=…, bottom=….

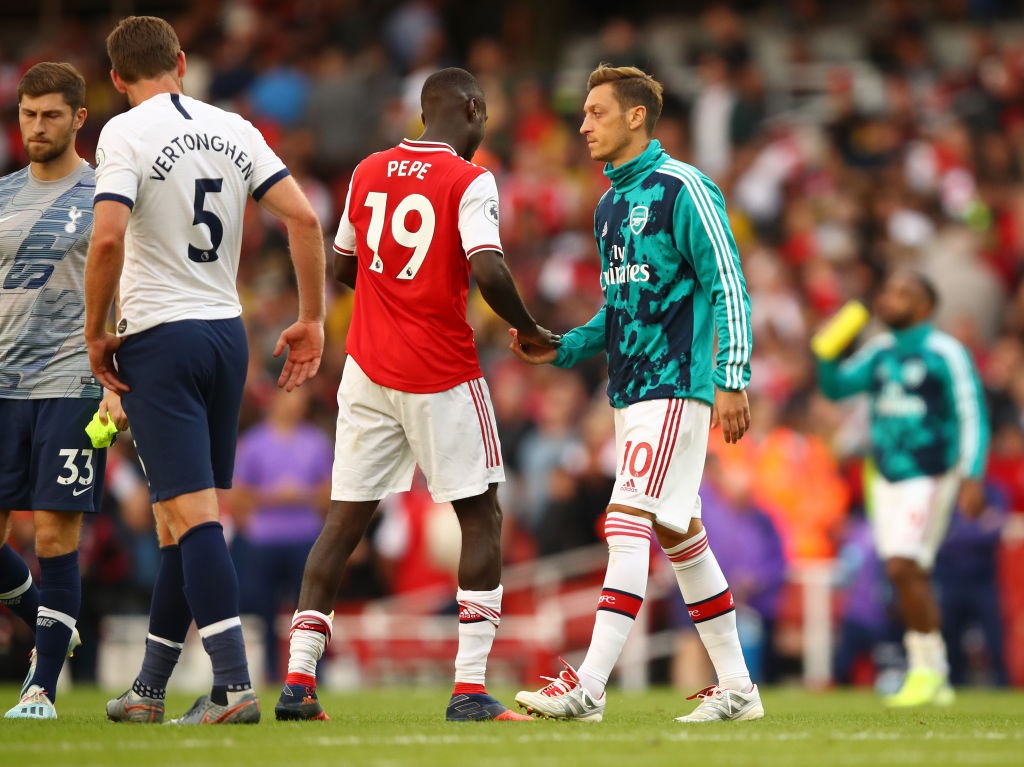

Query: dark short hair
left=106, top=15, right=180, bottom=83
left=18, top=62, right=86, bottom=112
left=587, top=63, right=664, bottom=135
left=421, top=67, right=482, bottom=111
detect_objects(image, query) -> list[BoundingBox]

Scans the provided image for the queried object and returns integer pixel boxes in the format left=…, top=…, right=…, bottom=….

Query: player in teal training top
left=816, top=269, right=989, bottom=708
left=513, top=64, right=760, bottom=724
left=545, top=145, right=751, bottom=406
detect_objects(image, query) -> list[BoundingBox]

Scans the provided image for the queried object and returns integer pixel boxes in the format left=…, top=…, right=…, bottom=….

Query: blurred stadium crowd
left=2, top=0, right=1024, bottom=690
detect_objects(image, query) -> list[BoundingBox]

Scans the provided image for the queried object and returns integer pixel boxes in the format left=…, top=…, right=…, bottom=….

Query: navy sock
left=33, top=551, right=80, bottom=702
left=148, top=545, right=192, bottom=642
left=0, top=543, right=39, bottom=631
left=134, top=640, right=182, bottom=700
left=203, top=626, right=252, bottom=704
left=135, top=546, right=192, bottom=696
left=180, top=522, right=251, bottom=695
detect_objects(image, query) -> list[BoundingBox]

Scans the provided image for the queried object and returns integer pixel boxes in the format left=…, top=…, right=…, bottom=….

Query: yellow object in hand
left=85, top=410, right=119, bottom=448
left=811, top=301, right=870, bottom=360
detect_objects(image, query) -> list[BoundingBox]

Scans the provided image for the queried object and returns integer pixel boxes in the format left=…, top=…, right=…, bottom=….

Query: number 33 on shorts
left=56, top=448, right=95, bottom=493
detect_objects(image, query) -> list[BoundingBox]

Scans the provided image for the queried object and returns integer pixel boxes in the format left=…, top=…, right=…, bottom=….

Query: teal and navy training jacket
left=553, top=140, right=752, bottom=408
left=817, top=322, right=989, bottom=482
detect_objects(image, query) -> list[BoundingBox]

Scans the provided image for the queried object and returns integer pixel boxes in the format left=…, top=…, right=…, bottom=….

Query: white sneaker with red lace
left=514, top=658, right=605, bottom=722
left=675, top=684, right=764, bottom=722
left=5, top=685, right=57, bottom=720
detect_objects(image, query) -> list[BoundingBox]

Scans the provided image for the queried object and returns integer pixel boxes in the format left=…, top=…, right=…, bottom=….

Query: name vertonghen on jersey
left=149, top=132, right=259, bottom=181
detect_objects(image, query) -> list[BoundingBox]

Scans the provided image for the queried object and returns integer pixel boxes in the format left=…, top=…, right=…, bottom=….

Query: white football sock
left=664, top=530, right=751, bottom=691
left=577, top=512, right=653, bottom=698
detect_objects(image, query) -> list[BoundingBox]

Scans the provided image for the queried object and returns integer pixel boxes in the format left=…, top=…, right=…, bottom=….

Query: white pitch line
left=11, top=728, right=1023, bottom=753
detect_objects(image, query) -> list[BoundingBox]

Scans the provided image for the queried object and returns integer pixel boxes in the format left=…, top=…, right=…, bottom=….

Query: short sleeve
left=333, top=173, right=357, bottom=256
left=94, top=119, right=141, bottom=210
left=458, top=171, right=502, bottom=259
left=244, top=120, right=291, bottom=201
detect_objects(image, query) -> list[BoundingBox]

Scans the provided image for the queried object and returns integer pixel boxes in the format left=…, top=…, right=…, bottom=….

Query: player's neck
left=416, top=129, right=460, bottom=154
left=30, top=151, right=82, bottom=182
left=607, top=137, right=651, bottom=169
left=125, top=74, right=183, bottom=108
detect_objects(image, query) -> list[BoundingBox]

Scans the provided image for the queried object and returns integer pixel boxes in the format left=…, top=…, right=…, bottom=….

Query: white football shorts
left=867, top=471, right=959, bottom=569
left=608, top=398, right=711, bottom=532
left=332, top=356, right=505, bottom=503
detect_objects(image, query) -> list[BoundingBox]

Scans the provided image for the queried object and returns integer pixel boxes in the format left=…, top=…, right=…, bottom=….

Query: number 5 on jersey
left=189, top=177, right=224, bottom=263
left=364, top=191, right=436, bottom=279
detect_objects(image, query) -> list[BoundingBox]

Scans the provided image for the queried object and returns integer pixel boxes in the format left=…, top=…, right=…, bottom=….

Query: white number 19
left=364, top=192, right=436, bottom=280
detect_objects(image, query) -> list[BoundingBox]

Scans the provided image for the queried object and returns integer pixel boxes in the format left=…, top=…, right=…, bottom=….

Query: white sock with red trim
left=577, top=512, right=653, bottom=698
left=453, top=585, right=502, bottom=694
left=285, top=610, right=333, bottom=685
left=664, top=529, right=751, bottom=691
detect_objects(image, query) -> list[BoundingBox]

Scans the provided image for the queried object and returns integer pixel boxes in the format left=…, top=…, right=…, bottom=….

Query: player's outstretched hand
left=509, top=327, right=559, bottom=365
left=87, top=332, right=128, bottom=393
left=519, top=325, right=561, bottom=349
left=274, top=319, right=325, bottom=391
left=711, top=388, right=751, bottom=444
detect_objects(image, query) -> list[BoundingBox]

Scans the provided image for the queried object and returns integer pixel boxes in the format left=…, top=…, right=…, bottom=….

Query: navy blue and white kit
left=0, top=160, right=104, bottom=513
left=94, top=93, right=288, bottom=501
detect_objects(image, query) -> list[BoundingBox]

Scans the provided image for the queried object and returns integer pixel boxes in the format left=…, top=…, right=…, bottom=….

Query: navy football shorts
left=115, top=317, right=247, bottom=502
left=0, top=397, right=106, bottom=513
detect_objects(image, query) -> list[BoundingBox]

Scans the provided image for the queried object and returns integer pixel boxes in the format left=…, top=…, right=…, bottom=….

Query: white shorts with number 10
left=609, top=398, right=711, bottom=532
left=332, top=356, right=505, bottom=503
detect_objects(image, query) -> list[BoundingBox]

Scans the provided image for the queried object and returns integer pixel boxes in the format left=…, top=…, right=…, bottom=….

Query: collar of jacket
left=890, top=321, right=932, bottom=350
left=604, top=139, right=666, bottom=193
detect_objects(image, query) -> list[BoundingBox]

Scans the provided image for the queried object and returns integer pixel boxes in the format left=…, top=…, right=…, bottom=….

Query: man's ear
left=110, top=68, right=128, bottom=94
left=467, top=97, right=478, bottom=121
left=629, top=105, right=647, bottom=131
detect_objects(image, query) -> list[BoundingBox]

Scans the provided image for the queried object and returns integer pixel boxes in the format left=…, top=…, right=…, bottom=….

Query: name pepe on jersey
left=387, top=159, right=432, bottom=179
left=146, top=132, right=260, bottom=182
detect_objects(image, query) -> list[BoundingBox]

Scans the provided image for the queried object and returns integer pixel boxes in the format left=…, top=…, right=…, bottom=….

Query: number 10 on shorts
left=620, top=440, right=654, bottom=478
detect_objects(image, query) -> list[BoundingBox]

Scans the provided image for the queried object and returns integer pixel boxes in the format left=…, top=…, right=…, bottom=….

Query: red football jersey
left=334, top=139, right=502, bottom=393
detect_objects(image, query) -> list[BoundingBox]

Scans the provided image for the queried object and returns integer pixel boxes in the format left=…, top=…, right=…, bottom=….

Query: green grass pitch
left=1, top=685, right=1021, bottom=767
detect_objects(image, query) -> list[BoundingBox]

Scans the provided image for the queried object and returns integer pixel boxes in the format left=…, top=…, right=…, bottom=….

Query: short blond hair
left=587, top=64, right=663, bottom=135
left=106, top=16, right=180, bottom=83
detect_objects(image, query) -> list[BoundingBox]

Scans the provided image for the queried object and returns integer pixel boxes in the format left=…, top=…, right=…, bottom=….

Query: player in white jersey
left=85, top=16, right=326, bottom=725
left=1, top=62, right=126, bottom=721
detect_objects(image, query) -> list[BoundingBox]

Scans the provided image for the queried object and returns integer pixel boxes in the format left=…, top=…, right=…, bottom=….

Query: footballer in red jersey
left=278, top=67, right=559, bottom=724
left=335, top=138, right=501, bottom=392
